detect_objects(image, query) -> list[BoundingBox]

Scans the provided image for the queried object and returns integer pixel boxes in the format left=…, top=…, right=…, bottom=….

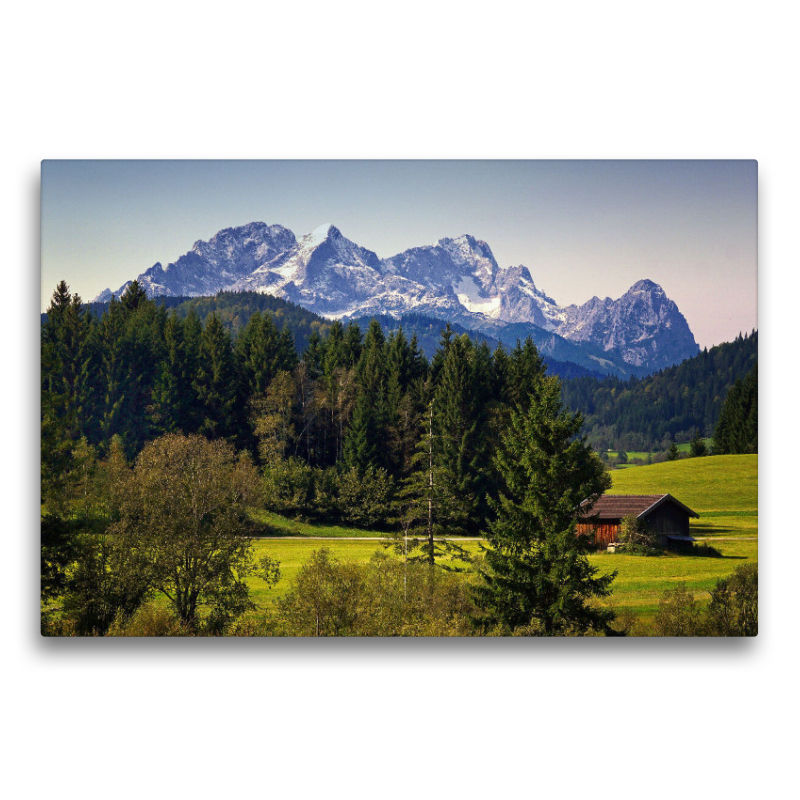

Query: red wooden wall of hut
left=576, top=522, right=619, bottom=548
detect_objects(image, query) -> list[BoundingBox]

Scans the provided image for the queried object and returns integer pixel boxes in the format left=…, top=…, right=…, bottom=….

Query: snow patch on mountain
left=454, top=276, right=501, bottom=315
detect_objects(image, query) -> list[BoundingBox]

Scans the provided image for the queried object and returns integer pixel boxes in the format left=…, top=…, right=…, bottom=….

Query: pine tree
left=341, top=393, right=380, bottom=472
left=689, top=429, right=707, bottom=457
left=431, top=334, right=483, bottom=535
left=41, top=281, right=93, bottom=442
left=342, top=320, right=388, bottom=471
left=666, top=442, right=680, bottom=461
left=473, top=376, right=615, bottom=635
left=392, top=401, right=471, bottom=568
left=194, top=314, right=239, bottom=440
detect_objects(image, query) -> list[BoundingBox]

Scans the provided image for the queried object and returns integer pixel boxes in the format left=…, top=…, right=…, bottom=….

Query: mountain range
left=96, top=221, right=699, bottom=376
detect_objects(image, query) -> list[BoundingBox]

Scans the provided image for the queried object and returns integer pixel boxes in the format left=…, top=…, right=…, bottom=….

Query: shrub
left=278, top=548, right=364, bottom=636
left=261, top=457, right=315, bottom=517
left=277, top=548, right=477, bottom=636
left=311, top=466, right=339, bottom=519
left=61, top=533, right=152, bottom=636
left=334, top=466, right=394, bottom=529
left=653, top=583, right=707, bottom=636
left=618, top=515, right=659, bottom=553
left=106, top=604, right=186, bottom=637
left=707, top=563, right=758, bottom=636
left=617, top=542, right=664, bottom=556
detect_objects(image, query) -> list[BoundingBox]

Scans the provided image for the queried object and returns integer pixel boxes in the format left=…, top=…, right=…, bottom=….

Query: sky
left=40, top=160, right=757, bottom=349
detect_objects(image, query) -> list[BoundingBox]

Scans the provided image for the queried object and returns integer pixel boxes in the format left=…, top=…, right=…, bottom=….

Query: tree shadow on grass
left=247, top=520, right=305, bottom=538
left=690, top=524, right=736, bottom=536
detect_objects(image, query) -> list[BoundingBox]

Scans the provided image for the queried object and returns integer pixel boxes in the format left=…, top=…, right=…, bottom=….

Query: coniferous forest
left=42, top=279, right=549, bottom=533
left=561, top=331, right=758, bottom=452
left=41, top=279, right=758, bottom=637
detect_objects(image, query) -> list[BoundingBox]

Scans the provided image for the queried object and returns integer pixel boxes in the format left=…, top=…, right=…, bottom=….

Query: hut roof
left=580, top=494, right=699, bottom=520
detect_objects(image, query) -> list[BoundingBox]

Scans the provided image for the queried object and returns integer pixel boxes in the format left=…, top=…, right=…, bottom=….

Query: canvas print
left=40, top=160, right=758, bottom=637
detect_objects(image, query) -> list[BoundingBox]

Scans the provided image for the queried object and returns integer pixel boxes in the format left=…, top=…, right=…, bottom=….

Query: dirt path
left=255, top=536, right=486, bottom=541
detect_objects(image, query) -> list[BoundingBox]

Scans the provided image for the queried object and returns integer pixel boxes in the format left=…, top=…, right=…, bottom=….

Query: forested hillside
left=561, top=331, right=758, bottom=452
left=87, top=291, right=332, bottom=354
left=353, top=313, right=603, bottom=379
left=42, top=279, right=554, bottom=534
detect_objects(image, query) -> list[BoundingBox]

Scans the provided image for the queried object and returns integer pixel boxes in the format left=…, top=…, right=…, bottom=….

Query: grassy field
left=242, top=454, right=758, bottom=625
left=245, top=536, right=757, bottom=622
left=247, top=539, right=392, bottom=606
left=609, top=454, right=758, bottom=539
left=590, top=538, right=756, bottom=620
left=607, top=439, right=714, bottom=468
left=249, top=509, right=389, bottom=538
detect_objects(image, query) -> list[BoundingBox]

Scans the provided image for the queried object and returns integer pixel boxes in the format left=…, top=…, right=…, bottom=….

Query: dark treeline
left=561, top=331, right=758, bottom=452
left=713, top=362, right=758, bottom=454
left=43, top=281, right=297, bottom=460
left=81, top=290, right=331, bottom=354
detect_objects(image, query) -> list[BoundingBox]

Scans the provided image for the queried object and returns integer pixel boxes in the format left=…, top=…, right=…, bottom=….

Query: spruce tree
left=432, top=334, right=483, bottom=535
left=341, top=393, right=380, bottom=472
left=689, top=429, right=708, bottom=457
left=181, top=308, right=203, bottom=432
left=119, top=279, right=148, bottom=312
left=194, top=314, right=239, bottom=440
left=474, top=375, right=615, bottom=635
left=41, top=281, right=93, bottom=442
left=342, top=320, right=388, bottom=471
left=95, top=296, right=127, bottom=449
left=666, top=442, right=680, bottom=461
left=149, top=313, right=188, bottom=435
left=392, top=401, right=470, bottom=568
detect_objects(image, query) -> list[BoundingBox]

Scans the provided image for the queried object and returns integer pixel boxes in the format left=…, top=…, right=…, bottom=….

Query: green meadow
left=245, top=454, right=758, bottom=623
left=607, top=439, right=714, bottom=467
left=589, top=539, right=757, bottom=620
left=249, top=509, right=388, bottom=538
left=609, top=454, right=758, bottom=539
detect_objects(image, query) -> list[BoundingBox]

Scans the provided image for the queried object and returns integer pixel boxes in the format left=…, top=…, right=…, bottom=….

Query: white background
left=4, top=2, right=795, bottom=799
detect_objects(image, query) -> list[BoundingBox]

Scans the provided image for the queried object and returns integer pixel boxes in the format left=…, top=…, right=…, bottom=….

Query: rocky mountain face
left=96, top=222, right=699, bottom=375
left=554, top=279, right=699, bottom=372
left=95, top=222, right=296, bottom=302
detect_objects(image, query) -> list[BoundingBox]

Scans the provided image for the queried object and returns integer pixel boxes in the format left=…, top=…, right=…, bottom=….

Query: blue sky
left=41, top=160, right=757, bottom=348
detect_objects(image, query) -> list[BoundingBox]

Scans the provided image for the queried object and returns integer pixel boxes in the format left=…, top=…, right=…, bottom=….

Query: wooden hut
left=577, top=494, right=699, bottom=550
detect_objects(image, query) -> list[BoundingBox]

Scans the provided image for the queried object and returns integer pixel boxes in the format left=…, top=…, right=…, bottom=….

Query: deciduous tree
left=110, top=433, right=265, bottom=630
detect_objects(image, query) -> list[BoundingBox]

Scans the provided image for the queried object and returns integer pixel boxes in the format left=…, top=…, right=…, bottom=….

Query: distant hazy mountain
left=96, top=221, right=699, bottom=375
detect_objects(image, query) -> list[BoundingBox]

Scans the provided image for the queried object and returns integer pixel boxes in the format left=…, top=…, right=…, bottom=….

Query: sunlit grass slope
left=609, top=454, right=758, bottom=539
left=590, top=538, right=757, bottom=620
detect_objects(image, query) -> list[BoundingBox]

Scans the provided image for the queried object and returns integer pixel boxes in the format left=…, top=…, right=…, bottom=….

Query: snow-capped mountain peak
left=94, top=222, right=699, bottom=373
left=300, top=223, right=337, bottom=249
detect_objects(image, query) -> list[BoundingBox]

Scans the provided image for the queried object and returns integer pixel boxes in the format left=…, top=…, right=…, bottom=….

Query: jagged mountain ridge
left=95, top=222, right=297, bottom=302
left=96, top=221, right=699, bottom=374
